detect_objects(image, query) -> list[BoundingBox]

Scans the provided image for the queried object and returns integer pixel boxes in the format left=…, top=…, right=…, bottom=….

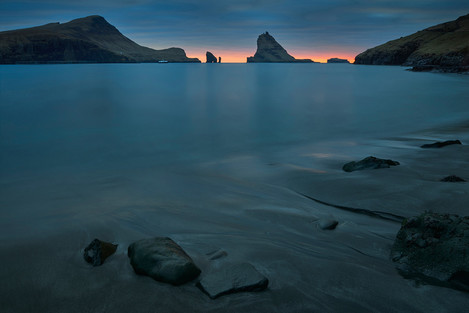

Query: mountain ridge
left=354, top=13, right=469, bottom=71
left=0, top=15, right=200, bottom=64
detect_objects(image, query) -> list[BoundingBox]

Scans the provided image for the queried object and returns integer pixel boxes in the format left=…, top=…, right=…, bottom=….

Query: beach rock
left=247, top=32, right=314, bottom=63
left=327, top=58, right=350, bottom=63
left=206, top=51, right=217, bottom=63
left=441, top=175, right=466, bottom=182
left=83, top=239, right=117, bottom=266
left=421, top=140, right=462, bottom=148
left=342, top=156, right=400, bottom=172
left=318, top=219, right=339, bottom=230
left=218, top=56, right=221, bottom=63
left=128, top=237, right=201, bottom=285
left=391, top=212, right=469, bottom=291
left=197, top=263, right=269, bottom=299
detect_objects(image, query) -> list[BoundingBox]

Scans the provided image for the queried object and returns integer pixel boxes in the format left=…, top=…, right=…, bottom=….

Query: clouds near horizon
left=1, top=0, right=468, bottom=61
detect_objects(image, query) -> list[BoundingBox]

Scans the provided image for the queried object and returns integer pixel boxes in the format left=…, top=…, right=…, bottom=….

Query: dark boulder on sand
left=441, top=175, right=466, bottom=182
left=391, top=212, right=469, bottom=292
left=83, top=239, right=118, bottom=266
left=197, top=263, right=269, bottom=299
left=421, top=139, right=462, bottom=148
left=342, top=156, right=400, bottom=172
left=128, top=237, right=201, bottom=285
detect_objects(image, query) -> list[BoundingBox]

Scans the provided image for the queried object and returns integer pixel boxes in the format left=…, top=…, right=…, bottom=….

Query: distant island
left=0, top=15, right=200, bottom=64
left=327, top=58, right=350, bottom=64
left=354, top=13, right=469, bottom=72
left=247, top=32, right=315, bottom=63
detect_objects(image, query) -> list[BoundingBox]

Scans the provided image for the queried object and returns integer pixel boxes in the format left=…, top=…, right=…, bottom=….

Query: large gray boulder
left=391, top=212, right=469, bottom=291
left=128, top=237, right=201, bottom=285
left=197, top=263, right=269, bottom=299
left=342, top=156, right=399, bottom=172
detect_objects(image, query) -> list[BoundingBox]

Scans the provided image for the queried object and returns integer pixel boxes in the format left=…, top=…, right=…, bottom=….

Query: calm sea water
left=1, top=64, right=469, bottom=312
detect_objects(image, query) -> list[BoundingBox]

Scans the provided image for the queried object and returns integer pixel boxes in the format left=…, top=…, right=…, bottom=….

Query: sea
left=1, top=63, right=469, bottom=313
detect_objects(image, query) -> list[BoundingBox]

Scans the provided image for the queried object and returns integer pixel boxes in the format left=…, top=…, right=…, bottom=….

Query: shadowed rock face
left=247, top=32, right=314, bottom=63
left=0, top=15, right=200, bottom=64
left=354, top=13, right=469, bottom=70
left=391, top=213, right=469, bottom=292
left=206, top=51, right=217, bottom=63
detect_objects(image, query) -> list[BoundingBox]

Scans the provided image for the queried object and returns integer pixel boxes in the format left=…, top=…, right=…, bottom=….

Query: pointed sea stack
left=206, top=51, right=217, bottom=63
left=247, top=32, right=314, bottom=63
left=354, top=13, right=469, bottom=72
left=0, top=15, right=200, bottom=64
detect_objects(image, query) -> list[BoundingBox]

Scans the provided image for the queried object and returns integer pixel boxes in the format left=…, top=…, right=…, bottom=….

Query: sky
left=1, top=0, right=468, bottom=63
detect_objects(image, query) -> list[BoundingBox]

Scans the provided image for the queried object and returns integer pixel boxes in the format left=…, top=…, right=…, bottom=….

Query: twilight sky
left=1, top=0, right=468, bottom=62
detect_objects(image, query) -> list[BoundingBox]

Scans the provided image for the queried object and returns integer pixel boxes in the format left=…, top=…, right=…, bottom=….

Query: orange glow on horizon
left=186, top=48, right=357, bottom=63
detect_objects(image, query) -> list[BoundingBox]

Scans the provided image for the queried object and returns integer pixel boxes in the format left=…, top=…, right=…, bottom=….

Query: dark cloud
left=1, top=0, right=468, bottom=59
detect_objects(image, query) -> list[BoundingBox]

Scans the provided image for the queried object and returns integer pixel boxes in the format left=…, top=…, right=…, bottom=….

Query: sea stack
left=354, top=13, right=469, bottom=72
left=0, top=15, right=201, bottom=64
left=247, top=32, right=314, bottom=63
left=206, top=51, right=217, bottom=63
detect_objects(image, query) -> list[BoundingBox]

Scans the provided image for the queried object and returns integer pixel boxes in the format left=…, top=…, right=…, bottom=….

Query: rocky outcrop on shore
left=391, top=212, right=469, bottom=292
left=247, top=32, right=314, bottom=63
left=327, top=58, right=349, bottom=63
left=342, top=156, right=400, bottom=172
left=0, top=15, right=200, bottom=64
left=206, top=51, right=217, bottom=63
left=83, top=239, right=117, bottom=266
left=197, top=263, right=269, bottom=299
left=354, top=13, right=469, bottom=72
left=421, top=139, right=462, bottom=148
left=128, top=237, right=201, bottom=285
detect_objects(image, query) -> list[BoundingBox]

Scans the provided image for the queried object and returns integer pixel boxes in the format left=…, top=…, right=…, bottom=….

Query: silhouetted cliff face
left=206, top=51, right=217, bottom=63
left=0, top=15, right=200, bottom=64
left=247, top=32, right=314, bottom=63
left=354, top=13, right=469, bottom=70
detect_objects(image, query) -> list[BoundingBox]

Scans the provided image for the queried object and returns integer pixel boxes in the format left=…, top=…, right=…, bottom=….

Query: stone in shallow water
left=318, top=219, right=339, bottom=230
left=83, top=239, right=118, bottom=266
left=342, top=156, right=399, bottom=172
left=128, top=237, right=201, bottom=285
left=197, top=263, right=269, bottom=299
left=421, top=139, right=462, bottom=148
left=391, top=212, right=469, bottom=292
left=441, top=175, right=466, bottom=182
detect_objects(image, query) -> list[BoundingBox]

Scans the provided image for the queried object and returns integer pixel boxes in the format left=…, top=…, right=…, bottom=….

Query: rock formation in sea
left=218, top=56, right=221, bottom=63
left=0, top=15, right=201, bottom=64
left=354, top=13, right=469, bottom=72
left=327, top=58, right=350, bottom=63
left=247, top=32, right=314, bottom=63
left=420, top=139, right=462, bottom=148
left=206, top=51, right=217, bottom=63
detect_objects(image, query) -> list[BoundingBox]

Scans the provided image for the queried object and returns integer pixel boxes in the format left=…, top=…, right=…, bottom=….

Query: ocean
left=1, top=63, right=469, bottom=312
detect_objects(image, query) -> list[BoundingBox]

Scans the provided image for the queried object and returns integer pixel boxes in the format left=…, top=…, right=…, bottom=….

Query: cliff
left=0, top=15, right=200, bottom=64
left=247, top=32, right=314, bottom=63
left=354, top=13, right=469, bottom=71
left=206, top=51, right=217, bottom=63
